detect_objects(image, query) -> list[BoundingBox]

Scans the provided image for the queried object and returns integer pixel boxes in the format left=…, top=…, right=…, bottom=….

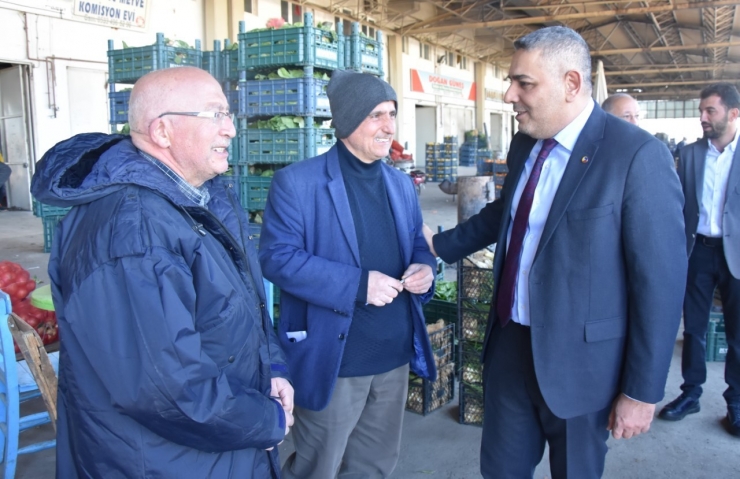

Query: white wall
left=1, top=0, right=203, bottom=160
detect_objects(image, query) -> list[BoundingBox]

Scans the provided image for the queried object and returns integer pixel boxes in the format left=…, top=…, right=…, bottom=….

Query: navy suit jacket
left=677, top=138, right=740, bottom=278
left=259, top=145, right=438, bottom=411
left=435, top=103, right=688, bottom=419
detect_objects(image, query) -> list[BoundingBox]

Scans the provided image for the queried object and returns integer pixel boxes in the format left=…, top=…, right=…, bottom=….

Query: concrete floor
left=1, top=167, right=738, bottom=478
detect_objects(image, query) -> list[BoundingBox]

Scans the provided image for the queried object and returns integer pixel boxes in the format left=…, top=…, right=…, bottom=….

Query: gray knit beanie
left=327, top=70, right=397, bottom=139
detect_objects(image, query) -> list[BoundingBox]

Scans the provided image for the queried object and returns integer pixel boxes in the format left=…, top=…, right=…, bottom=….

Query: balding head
left=602, top=93, right=641, bottom=125
left=128, top=67, right=235, bottom=187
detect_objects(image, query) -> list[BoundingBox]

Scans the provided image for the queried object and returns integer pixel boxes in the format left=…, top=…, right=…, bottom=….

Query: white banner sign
left=73, top=0, right=149, bottom=31
left=410, top=69, right=476, bottom=100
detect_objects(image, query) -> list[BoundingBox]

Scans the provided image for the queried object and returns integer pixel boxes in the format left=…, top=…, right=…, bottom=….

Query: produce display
left=0, top=261, right=59, bottom=351
left=406, top=321, right=455, bottom=415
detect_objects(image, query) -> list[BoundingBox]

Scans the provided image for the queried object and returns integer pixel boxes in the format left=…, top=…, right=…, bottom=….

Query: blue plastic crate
left=226, top=89, right=240, bottom=115
left=343, top=23, right=383, bottom=76
left=240, top=176, right=273, bottom=211
left=202, top=40, right=223, bottom=80
left=238, top=13, right=342, bottom=71
left=227, top=118, right=246, bottom=166
left=238, top=126, right=335, bottom=165
left=108, top=33, right=202, bottom=84
left=32, top=199, right=71, bottom=218
left=222, top=42, right=240, bottom=81
left=239, top=77, right=330, bottom=117
left=108, top=90, right=131, bottom=125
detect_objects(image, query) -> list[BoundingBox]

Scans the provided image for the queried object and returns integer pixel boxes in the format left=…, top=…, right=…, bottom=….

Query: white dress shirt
left=507, top=101, right=594, bottom=326
left=697, top=128, right=739, bottom=237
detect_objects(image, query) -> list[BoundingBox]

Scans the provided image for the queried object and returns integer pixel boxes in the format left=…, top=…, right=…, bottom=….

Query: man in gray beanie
left=259, top=69, right=438, bottom=478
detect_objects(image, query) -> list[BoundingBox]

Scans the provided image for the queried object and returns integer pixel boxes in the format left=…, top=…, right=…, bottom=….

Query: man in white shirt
left=425, top=26, right=686, bottom=477
left=660, top=83, right=740, bottom=438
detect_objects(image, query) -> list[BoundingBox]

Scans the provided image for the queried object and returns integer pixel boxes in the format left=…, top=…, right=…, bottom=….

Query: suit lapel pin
left=581, top=156, right=589, bottom=164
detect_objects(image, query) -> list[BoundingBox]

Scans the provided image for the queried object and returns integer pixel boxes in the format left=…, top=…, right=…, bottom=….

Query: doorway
left=0, top=65, right=34, bottom=211
left=489, top=113, right=502, bottom=158
left=415, top=105, right=436, bottom=166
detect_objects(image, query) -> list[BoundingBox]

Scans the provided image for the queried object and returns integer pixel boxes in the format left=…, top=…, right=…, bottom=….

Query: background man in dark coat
left=660, top=83, right=740, bottom=437
left=31, top=67, right=293, bottom=478
left=259, top=70, right=437, bottom=479
left=424, top=27, right=687, bottom=478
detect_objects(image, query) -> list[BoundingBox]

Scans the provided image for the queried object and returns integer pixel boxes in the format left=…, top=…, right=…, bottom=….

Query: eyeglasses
left=158, top=111, right=235, bottom=124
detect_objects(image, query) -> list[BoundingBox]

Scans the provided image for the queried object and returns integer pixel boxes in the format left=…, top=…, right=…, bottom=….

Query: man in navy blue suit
left=425, top=27, right=687, bottom=477
left=259, top=70, right=438, bottom=479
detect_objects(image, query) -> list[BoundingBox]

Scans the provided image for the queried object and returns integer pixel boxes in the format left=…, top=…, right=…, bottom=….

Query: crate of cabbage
left=108, top=34, right=202, bottom=85
left=238, top=14, right=343, bottom=72
left=343, top=22, right=384, bottom=76
left=239, top=70, right=331, bottom=117
left=237, top=117, right=335, bottom=165
left=458, top=251, right=495, bottom=303
left=108, top=89, right=132, bottom=125
left=239, top=168, right=279, bottom=211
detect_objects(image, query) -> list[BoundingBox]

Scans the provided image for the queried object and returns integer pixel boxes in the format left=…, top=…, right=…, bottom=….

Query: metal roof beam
left=405, top=0, right=740, bottom=34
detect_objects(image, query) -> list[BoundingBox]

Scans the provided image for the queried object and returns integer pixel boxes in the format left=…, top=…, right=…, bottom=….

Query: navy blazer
left=435, top=104, right=688, bottom=419
left=259, top=144, right=438, bottom=411
left=677, top=138, right=740, bottom=278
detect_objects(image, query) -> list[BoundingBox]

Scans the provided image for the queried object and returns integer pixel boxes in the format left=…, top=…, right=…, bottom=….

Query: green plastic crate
left=108, top=33, right=202, bottom=84
left=201, top=40, right=223, bottom=80
left=222, top=41, right=240, bottom=81
left=238, top=13, right=342, bottom=71
left=240, top=176, right=273, bottom=211
left=423, top=299, right=457, bottom=324
left=42, top=215, right=65, bottom=253
left=238, top=127, right=335, bottom=165
left=343, top=22, right=383, bottom=76
left=707, top=313, right=727, bottom=362
left=32, top=199, right=71, bottom=218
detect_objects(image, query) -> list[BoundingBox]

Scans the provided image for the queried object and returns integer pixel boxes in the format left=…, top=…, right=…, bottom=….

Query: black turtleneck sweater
left=336, top=140, right=414, bottom=377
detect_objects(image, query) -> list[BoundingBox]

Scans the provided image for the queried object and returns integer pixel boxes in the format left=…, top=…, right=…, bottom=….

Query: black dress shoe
left=658, top=393, right=700, bottom=421
left=727, top=404, right=740, bottom=437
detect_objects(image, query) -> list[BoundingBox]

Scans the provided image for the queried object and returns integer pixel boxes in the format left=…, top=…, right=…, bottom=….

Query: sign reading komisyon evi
left=74, top=0, right=149, bottom=31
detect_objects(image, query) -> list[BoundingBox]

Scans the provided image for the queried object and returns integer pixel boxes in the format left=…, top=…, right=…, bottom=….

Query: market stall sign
left=485, top=89, right=503, bottom=101
left=74, top=0, right=149, bottom=31
left=411, top=69, right=476, bottom=100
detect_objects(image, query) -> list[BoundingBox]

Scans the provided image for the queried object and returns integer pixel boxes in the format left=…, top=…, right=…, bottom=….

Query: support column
left=474, top=61, right=486, bottom=135
left=387, top=34, right=406, bottom=147
left=204, top=0, right=230, bottom=45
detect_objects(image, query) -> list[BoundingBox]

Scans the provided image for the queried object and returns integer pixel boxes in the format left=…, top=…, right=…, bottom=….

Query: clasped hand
left=366, top=264, right=434, bottom=307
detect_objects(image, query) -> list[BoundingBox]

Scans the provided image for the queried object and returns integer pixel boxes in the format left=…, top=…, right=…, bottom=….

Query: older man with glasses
left=31, top=67, right=293, bottom=478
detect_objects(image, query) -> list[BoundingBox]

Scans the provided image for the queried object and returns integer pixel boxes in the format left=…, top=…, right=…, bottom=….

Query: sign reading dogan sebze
left=74, top=0, right=149, bottom=31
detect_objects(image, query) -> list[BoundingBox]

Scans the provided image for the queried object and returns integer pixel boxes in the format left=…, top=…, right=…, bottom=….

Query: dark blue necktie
left=496, top=138, right=558, bottom=327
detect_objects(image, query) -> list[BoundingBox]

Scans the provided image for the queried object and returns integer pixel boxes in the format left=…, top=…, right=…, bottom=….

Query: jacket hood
left=31, top=133, right=209, bottom=208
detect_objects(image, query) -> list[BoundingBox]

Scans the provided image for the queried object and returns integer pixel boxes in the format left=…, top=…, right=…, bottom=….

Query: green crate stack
left=707, top=312, right=727, bottom=362
left=426, top=138, right=459, bottom=182
left=32, top=199, right=71, bottom=253
left=230, top=13, right=347, bottom=223
left=107, top=33, right=203, bottom=134
left=458, top=255, right=495, bottom=426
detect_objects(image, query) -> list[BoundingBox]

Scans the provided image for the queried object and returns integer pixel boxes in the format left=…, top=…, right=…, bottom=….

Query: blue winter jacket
left=31, top=134, right=289, bottom=478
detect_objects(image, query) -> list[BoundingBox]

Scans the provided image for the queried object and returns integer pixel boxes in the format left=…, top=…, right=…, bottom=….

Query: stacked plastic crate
left=425, top=137, right=458, bottom=183
left=107, top=33, right=203, bottom=135
left=234, top=13, right=344, bottom=220
left=476, top=153, right=507, bottom=199
left=458, top=251, right=495, bottom=426
left=34, top=33, right=203, bottom=254
left=32, top=201, right=71, bottom=254
left=707, top=311, right=728, bottom=361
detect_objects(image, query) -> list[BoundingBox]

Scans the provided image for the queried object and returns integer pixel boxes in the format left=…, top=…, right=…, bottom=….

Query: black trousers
left=481, top=321, right=610, bottom=479
left=681, top=237, right=740, bottom=404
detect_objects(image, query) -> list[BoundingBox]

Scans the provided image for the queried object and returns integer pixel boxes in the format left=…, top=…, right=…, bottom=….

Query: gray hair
left=602, top=93, right=636, bottom=113
left=514, top=26, right=592, bottom=93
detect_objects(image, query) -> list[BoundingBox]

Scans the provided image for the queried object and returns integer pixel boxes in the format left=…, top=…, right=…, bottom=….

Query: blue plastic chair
left=0, top=291, right=57, bottom=478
